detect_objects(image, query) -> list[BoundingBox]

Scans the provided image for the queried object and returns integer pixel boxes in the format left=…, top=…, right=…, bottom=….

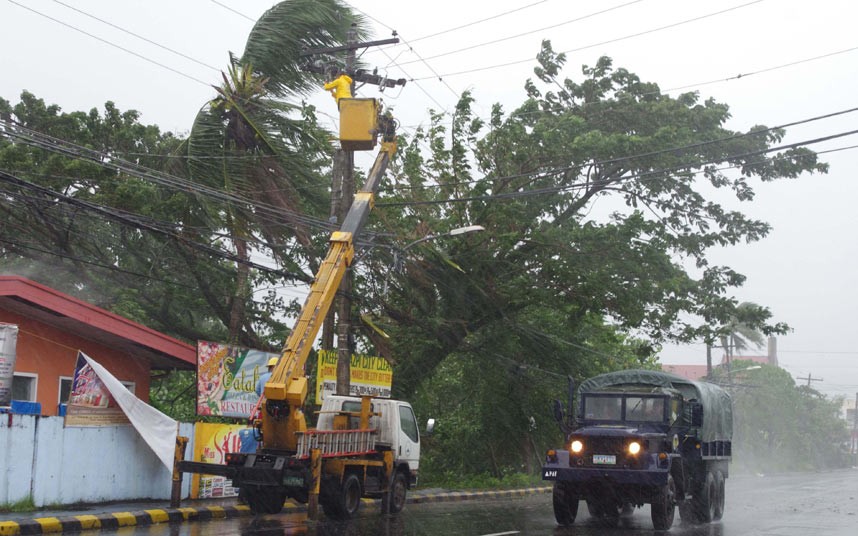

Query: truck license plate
left=283, top=476, right=304, bottom=487
left=593, top=454, right=616, bottom=465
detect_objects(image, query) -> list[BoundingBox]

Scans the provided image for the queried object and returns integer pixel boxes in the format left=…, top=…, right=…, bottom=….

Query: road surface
left=117, top=469, right=858, bottom=535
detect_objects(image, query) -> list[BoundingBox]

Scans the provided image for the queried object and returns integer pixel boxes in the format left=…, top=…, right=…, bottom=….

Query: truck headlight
left=570, top=440, right=584, bottom=453
left=628, top=441, right=641, bottom=455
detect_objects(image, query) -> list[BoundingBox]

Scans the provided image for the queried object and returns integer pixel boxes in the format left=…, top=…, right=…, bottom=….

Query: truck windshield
left=583, top=395, right=666, bottom=422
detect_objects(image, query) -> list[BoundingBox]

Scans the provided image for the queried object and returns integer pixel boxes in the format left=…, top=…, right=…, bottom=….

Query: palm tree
left=178, top=0, right=369, bottom=346
left=717, top=301, right=766, bottom=377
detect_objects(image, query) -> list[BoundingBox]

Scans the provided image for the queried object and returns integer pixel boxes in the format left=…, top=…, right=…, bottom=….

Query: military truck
left=543, top=369, right=732, bottom=530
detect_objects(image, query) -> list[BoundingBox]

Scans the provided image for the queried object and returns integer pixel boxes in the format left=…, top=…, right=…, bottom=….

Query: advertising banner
left=0, top=323, right=18, bottom=407
left=196, top=341, right=279, bottom=418
left=64, top=352, right=130, bottom=427
left=65, top=352, right=178, bottom=471
left=190, top=422, right=258, bottom=499
left=315, top=349, right=393, bottom=404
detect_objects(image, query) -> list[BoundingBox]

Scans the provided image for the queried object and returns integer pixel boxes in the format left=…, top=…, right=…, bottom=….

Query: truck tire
left=713, top=470, right=726, bottom=520
left=691, top=471, right=716, bottom=523
left=650, top=474, right=676, bottom=530
left=382, top=471, right=408, bottom=514
left=322, top=474, right=362, bottom=520
left=243, top=485, right=285, bottom=515
left=552, top=482, right=578, bottom=525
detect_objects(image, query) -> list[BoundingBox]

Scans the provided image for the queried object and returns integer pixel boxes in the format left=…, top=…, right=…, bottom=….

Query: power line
left=405, top=0, right=551, bottom=44
left=377, top=130, right=858, bottom=207
left=209, top=0, right=256, bottom=23
left=0, top=120, right=336, bottom=232
left=0, top=169, right=310, bottom=281
left=415, top=0, right=764, bottom=81
left=50, top=0, right=221, bottom=72
left=397, top=0, right=644, bottom=66
left=386, top=105, right=858, bottom=192
left=7, top=0, right=212, bottom=87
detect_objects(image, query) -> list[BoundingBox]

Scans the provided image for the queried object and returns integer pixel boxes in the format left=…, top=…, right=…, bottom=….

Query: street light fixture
left=385, top=225, right=485, bottom=294
left=401, top=225, right=485, bottom=252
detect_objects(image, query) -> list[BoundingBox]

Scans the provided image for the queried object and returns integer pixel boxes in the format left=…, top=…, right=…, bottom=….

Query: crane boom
left=261, top=136, right=396, bottom=452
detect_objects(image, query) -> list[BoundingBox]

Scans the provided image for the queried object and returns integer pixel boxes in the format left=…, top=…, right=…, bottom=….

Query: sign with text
left=64, top=352, right=130, bottom=426
left=190, top=422, right=258, bottom=499
left=0, top=323, right=18, bottom=407
left=196, top=341, right=279, bottom=418
left=315, top=350, right=393, bottom=404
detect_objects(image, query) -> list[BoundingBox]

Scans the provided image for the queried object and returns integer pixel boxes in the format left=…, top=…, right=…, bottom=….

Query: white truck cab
left=317, top=395, right=422, bottom=481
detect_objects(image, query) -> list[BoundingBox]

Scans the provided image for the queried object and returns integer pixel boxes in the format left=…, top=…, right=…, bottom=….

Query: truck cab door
left=396, top=403, right=421, bottom=471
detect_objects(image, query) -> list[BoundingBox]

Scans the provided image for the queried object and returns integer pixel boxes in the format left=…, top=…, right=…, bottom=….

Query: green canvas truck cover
left=578, top=369, right=732, bottom=443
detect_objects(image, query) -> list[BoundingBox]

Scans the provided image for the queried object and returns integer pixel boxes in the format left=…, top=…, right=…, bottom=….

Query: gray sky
left=2, top=0, right=857, bottom=398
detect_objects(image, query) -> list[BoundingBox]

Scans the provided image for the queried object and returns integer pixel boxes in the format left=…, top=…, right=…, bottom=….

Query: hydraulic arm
left=260, top=118, right=397, bottom=452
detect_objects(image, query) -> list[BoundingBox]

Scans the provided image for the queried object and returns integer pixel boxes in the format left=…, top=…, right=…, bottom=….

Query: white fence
left=0, top=414, right=194, bottom=507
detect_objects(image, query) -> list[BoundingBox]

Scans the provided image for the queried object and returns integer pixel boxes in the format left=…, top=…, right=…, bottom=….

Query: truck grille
left=576, top=437, right=640, bottom=468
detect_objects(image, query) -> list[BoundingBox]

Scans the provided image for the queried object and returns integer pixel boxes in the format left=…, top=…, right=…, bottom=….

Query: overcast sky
left=2, top=0, right=857, bottom=399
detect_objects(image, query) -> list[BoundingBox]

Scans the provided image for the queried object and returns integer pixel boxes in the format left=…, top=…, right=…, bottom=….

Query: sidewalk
left=0, top=487, right=551, bottom=535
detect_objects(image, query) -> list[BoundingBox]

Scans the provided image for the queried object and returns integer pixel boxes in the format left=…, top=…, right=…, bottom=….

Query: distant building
left=660, top=364, right=709, bottom=381
left=0, top=276, right=195, bottom=416
left=661, top=336, right=780, bottom=382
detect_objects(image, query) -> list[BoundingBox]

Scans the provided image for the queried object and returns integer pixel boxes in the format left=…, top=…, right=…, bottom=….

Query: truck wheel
left=651, top=474, right=676, bottom=530
left=244, top=486, right=285, bottom=515
left=552, top=482, right=578, bottom=525
left=321, top=474, right=362, bottom=520
left=382, top=471, right=408, bottom=514
left=713, top=470, right=726, bottom=520
left=691, top=471, right=716, bottom=523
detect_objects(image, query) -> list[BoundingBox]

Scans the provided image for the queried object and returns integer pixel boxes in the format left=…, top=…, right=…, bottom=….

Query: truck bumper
left=542, top=450, right=669, bottom=488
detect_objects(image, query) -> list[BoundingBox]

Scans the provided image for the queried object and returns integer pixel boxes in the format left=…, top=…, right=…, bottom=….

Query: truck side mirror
left=425, top=418, right=436, bottom=436
left=690, top=402, right=704, bottom=427
left=552, top=399, right=565, bottom=423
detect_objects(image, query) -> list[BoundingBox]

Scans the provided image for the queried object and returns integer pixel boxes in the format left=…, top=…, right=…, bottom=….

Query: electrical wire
left=380, top=105, right=858, bottom=196
left=209, top=0, right=256, bottom=22
left=0, top=169, right=311, bottom=281
left=50, top=0, right=222, bottom=72
left=377, top=131, right=858, bottom=207
left=6, top=0, right=212, bottom=87
left=397, top=0, right=644, bottom=66
left=414, top=0, right=764, bottom=81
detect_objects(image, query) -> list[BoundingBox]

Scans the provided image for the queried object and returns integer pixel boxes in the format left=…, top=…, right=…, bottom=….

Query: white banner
left=80, top=351, right=178, bottom=471
left=0, top=323, right=19, bottom=407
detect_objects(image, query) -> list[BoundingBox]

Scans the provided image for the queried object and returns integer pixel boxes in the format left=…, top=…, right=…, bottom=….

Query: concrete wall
left=0, top=414, right=194, bottom=506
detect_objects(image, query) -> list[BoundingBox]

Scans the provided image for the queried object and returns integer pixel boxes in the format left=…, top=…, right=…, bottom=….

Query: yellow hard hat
left=267, top=357, right=278, bottom=368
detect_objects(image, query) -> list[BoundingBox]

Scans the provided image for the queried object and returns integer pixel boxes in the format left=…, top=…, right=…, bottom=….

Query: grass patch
left=419, top=471, right=544, bottom=491
left=0, top=496, right=36, bottom=513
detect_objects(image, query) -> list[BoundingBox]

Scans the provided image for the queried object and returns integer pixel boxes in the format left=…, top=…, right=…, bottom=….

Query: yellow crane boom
left=261, top=128, right=396, bottom=452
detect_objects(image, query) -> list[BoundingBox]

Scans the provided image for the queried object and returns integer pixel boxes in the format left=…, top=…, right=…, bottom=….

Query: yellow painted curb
left=73, top=515, right=101, bottom=530
left=34, top=518, right=62, bottom=533
left=144, top=510, right=170, bottom=524
left=111, top=512, right=137, bottom=526
left=0, top=521, right=20, bottom=536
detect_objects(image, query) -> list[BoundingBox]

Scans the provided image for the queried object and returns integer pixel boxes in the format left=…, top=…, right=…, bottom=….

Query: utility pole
left=302, top=26, right=405, bottom=397
left=795, top=373, right=824, bottom=388
left=852, top=392, right=857, bottom=456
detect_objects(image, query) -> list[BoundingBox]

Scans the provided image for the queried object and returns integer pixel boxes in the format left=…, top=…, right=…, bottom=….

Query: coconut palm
left=718, top=301, right=767, bottom=372
left=177, top=0, right=369, bottom=345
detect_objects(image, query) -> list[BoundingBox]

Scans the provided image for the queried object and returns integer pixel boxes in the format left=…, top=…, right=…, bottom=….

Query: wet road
left=128, top=469, right=858, bottom=535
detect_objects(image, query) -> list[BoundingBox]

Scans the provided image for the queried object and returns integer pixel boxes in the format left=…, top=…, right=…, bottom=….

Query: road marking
left=480, top=532, right=520, bottom=536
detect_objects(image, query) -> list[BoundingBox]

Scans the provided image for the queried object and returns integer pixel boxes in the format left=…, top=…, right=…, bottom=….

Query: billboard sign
left=315, top=349, right=393, bottom=404
left=196, top=341, right=279, bottom=418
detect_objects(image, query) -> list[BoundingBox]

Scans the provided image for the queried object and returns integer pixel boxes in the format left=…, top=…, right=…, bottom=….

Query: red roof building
left=0, top=276, right=195, bottom=415
left=661, top=364, right=710, bottom=381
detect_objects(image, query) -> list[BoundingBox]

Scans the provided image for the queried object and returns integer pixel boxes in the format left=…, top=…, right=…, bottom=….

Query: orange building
left=0, top=276, right=195, bottom=415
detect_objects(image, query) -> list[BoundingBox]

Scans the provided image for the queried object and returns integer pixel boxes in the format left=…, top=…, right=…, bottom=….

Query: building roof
left=660, top=364, right=710, bottom=381
left=0, top=276, right=194, bottom=370
left=721, top=355, right=770, bottom=365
